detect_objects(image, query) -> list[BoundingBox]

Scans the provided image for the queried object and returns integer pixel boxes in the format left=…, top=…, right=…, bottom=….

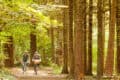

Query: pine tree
left=87, top=0, right=93, bottom=75
left=62, top=0, right=69, bottom=73
left=69, top=0, right=75, bottom=76
left=116, top=0, right=120, bottom=74
left=105, top=0, right=116, bottom=75
left=74, top=0, right=86, bottom=79
left=97, top=0, right=104, bottom=77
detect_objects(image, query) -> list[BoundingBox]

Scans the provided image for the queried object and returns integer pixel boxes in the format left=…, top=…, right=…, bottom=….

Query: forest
left=0, top=0, right=119, bottom=80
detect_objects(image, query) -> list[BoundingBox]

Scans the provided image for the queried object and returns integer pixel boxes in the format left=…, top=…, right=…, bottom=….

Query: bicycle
left=33, top=64, right=39, bottom=75
left=32, top=59, right=41, bottom=75
left=32, top=51, right=41, bottom=75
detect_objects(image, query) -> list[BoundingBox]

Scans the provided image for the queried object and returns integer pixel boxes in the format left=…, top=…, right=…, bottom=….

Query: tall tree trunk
left=97, top=0, right=104, bottom=77
left=9, top=36, right=14, bottom=67
left=87, top=0, right=93, bottom=75
left=50, top=24, right=55, bottom=62
left=104, top=0, right=116, bottom=75
left=56, top=29, right=63, bottom=66
left=30, top=33, right=37, bottom=64
left=84, top=0, right=87, bottom=75
left=74, top=0, right=86, bottom=79
left=62, top=0, right=69, bottom=74
left=30, top=17, right=37, bottom=65
left=69, top=0, right=74, bottom=76
left=116, top=0, right=120, bottom=74
left=0, top=40, right=2, bottom=53
left=56, top=29, right=60, bottom=65
left=0, top=29, right=1, bottom=54
left=4, top=36, right=14, bottom=67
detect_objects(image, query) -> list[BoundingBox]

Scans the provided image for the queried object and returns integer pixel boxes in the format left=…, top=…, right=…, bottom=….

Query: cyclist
left=32, top=51, right=41, bottom=75
left=22, top=51, right=29, bottom=73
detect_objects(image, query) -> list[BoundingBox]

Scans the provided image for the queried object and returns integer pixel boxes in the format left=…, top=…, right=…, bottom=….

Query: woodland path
left=9, top=67, right=120, bottom=80
left=10, top=67, right=68, bottom=80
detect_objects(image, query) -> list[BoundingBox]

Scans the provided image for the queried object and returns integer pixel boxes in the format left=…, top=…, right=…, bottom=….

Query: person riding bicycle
left=22, top=51, right=29, bottom=73
left=32, top=51, right=41, bottom=75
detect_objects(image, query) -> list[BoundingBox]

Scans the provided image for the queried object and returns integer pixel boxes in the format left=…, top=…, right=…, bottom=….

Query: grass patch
left=51, top=64, right=62, bottom=74
left=0, top=68, right=16, bottom=80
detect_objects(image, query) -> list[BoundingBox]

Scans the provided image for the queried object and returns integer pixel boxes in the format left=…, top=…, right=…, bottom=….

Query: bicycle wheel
left=22, top=62, right=27, bottom=74
left=34, top=64, right=37, bottom=75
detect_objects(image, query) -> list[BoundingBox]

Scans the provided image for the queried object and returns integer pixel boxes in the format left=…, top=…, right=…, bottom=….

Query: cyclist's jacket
left=33, top=54, right=40, bottom=60
left=23, top=54, right=29, bottom=62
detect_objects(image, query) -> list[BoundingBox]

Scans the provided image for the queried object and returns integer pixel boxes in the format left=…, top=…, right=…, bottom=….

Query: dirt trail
left=10, top=67, right=68, bottom=80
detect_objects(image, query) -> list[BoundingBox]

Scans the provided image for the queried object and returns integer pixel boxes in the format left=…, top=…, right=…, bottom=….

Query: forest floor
left=9, top=67, right=68, bottom=80
left=9, top=67, right=120, bottom=80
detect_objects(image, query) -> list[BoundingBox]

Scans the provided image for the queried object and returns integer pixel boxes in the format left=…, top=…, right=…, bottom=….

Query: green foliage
left=0, top=0, right=62, bottom=66
left=51, top=63, right=62, bottom=74
left=0, top=53, right=6, bottom=62
left=36, top=24, right=52, bottom=65
left=0, top=53, right=7, bottom=68
left=0, top=68, right=16, bottom=80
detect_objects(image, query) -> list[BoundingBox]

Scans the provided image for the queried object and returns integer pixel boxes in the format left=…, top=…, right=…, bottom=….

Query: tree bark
left=69, top=0, right=74, bottom=76
left=97, top=0, right=104, bottom=77
left=104, top=0, right=116, bottom=75
left=116, top=0, right=120, bottom=74
left=4, top=36, right=14, bottom=67
left=62, top=0, right=69, bottom=74
left=0, top=29, right=1, bottom=55
left=30, top=33, right=37, bottom=65
left=50, top=24, right=55, bottom=62
left=87, top=0, right=93, bottom=75
left=55, top=29, right=63, bottom=65
left=74, top=0, right=86, bottom=79
left=83, top=0, right=87, bottom=75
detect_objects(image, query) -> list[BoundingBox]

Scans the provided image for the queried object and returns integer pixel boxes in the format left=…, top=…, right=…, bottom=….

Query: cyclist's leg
left=22, top=62, right=27, bottom=73
left=24, top=62, right=27, bottom=72
left=34, top=64, right=37, bottom=75
left=22, top=62, right=25, bottom=73
left=36, top=64, right=39, bottom=74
